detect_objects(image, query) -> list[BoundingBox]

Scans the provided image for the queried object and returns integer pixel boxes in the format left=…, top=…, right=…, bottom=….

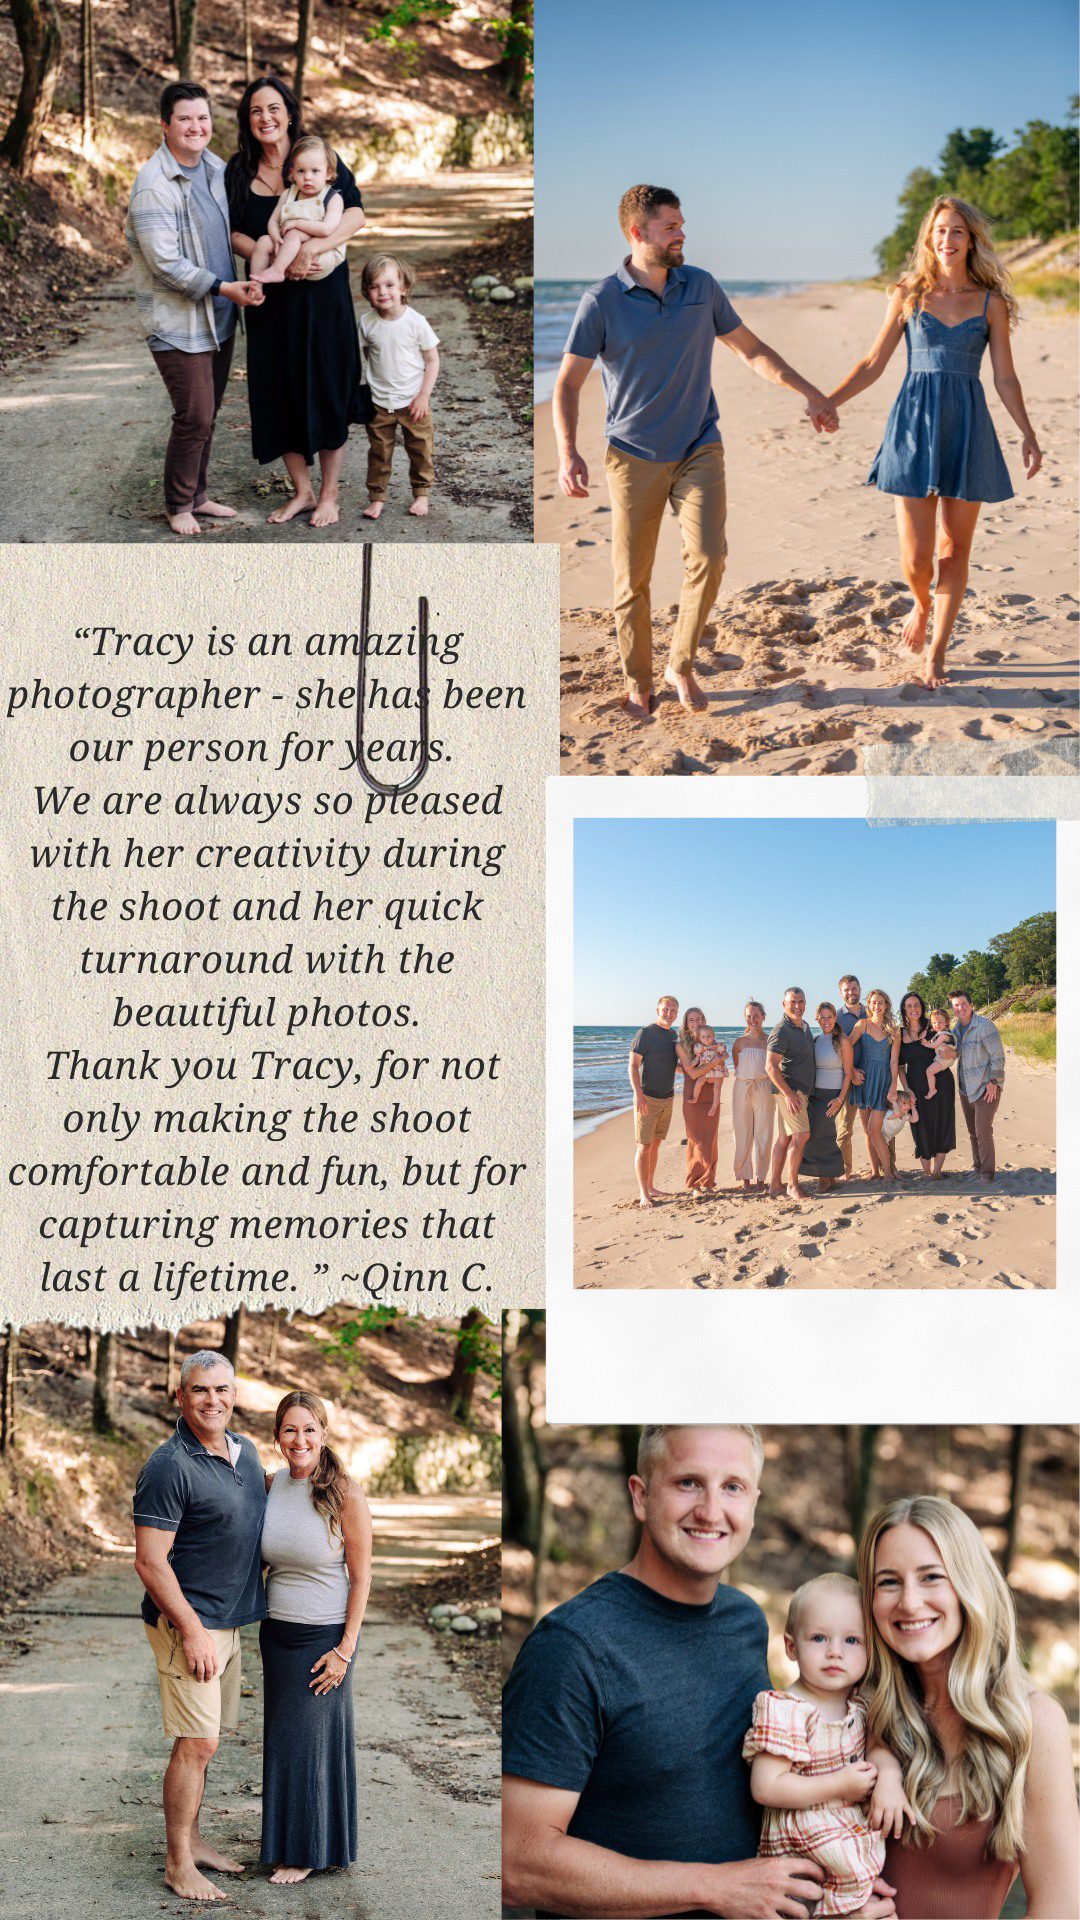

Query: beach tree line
left=876, top=104, right=1079, bottom=275
left=906, top=910, right=1055, bottom=1015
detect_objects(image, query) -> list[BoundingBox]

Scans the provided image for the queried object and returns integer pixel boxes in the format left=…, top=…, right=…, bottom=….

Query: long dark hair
left=224, top=75, right=302, bottom=221
left=900, top=990, right=930, bottom=1041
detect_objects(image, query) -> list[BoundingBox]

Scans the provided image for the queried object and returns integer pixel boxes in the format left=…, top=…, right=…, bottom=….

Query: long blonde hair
left=679, top=1007, right=706, bottom=1055
left=895, top=196, right=1019, bottom=330
left=858, top=1496, right=1032, bottom=1860
left=865, top=989, right=898, bottom=1038
left=274, top=1390, right=350, bottom=1541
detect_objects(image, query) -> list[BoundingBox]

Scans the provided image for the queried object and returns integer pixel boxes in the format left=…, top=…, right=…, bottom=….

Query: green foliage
left=876, top=108, right=1079, bottom=271
left=997, top=1012, right=1056, bottom=1066
left=317, top=1308, right=401, bottom=1374
left=988, top=910, right=1056, bottom=990
left=1036, top=994, right=1057, bottom=1013
left=908, top=911, right=1054, bottom=1013
left=368, top=0, right=454, bottom=74
left=454, top=1313, right=500, bottom=1389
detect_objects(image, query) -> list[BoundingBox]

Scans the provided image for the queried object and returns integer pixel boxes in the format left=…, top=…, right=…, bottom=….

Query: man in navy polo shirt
left=134, top=1350, right=267, bottom=1903
left=502, top=1425, right=898, bottom=1920
left=553, top=185, right=837, bottom=718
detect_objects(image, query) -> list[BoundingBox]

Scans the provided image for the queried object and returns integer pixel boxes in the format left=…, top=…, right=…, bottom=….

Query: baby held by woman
left=744, top=1574, right=912, bottom=1916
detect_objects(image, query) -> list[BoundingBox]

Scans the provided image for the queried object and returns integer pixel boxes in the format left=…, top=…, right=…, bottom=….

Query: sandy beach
left=573, top=1049, right=1055, bottom=1288
left=539, top=285, right=1079, bottom=775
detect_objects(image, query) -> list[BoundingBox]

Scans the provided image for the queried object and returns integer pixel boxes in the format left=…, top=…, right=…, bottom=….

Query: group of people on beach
left=503, top=1424, right=1079, bottom=1920
left=134, top=1351, right=371, bottom=1899
left=126, top=80, right=441, bottom=535
left=554, top=182, right=1042, bottom=696
left=629, top=975, right=1006, bottom=1206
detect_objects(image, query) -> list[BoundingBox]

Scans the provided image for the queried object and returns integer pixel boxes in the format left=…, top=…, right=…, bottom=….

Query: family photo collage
left=0, top=2, right=1077, bottom=1918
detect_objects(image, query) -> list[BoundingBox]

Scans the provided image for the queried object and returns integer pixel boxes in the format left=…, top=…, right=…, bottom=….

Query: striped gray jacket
left=125, top=141, right=230, bottom=351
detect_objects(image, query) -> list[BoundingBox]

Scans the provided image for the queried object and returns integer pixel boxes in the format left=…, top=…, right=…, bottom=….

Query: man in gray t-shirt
left=628, top=993, right=681, bottom=1208
left=553, top=185, right=837, bottom=718
left=765, top=986, right=816, bottom=1199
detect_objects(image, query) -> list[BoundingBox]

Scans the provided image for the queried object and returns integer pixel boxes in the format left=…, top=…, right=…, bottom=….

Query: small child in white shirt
left=358, top=254, right=440, bottom=519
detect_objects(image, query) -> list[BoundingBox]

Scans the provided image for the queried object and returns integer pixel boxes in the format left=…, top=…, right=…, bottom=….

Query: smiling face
left=867, top=991, right=888, bottom=1024
left=249, top=84, right=290, bottom=152
left=277, top=1403, right=324, bottom=1478
left=177, top=1363, right=235, bottom=1446
left=367, top=263, right=407, bottom=315
left=787, top=1587, right=869, bottom=1696
left=840, top=977, right=862, bottom=1012
left=630, top=1427, right=760, bottom=1590
left=817, top=1004, right=836, bottom=1035
left=164, top=94, right=213, bottom=165
left=932, top=209, right=972, bottom=274
left=872, top=1522, right=964, bottom=1668
left=656, top=995, right=679, bottom=1029
left=901, top=993, right=924, bottom=1032
left=745, top=1003, right=765, bottom=1034
left=783, top=988, right=806, bottom=1022
left=634, top=202, right=685, bottom=270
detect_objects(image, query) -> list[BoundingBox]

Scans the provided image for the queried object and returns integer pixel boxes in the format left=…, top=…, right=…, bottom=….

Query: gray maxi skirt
left=260, top=1618, right=357, bottom=1871
left=800, top=1089, right=844, bottom=1180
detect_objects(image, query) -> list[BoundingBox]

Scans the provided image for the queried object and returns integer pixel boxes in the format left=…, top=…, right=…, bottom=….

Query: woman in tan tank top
left=856, top=1496, right=1078, bottom=1920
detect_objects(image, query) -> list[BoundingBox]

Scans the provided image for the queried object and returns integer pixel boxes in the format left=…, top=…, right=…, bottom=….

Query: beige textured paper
left=0, top=543, right=557, bottom=1328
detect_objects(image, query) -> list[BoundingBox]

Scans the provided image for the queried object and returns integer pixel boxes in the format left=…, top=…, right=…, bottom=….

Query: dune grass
left=1010, top=269, right=1078, bottom=309
left=998, top=1011, right=1056, bottom=1065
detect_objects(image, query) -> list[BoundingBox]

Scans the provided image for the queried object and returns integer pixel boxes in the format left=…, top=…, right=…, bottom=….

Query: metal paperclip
left=352, top=543, right=430, bottom=797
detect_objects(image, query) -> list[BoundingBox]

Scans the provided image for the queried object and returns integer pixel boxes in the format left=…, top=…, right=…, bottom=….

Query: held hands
left=835, top=1760, right=878, bottom=1804
left=1022, top=436, right=1042, bottom=479
left=804, top=387, right=840, bottom=434
left=869, top=1772, right=917, bottom=1840
left=310, top=1647, right=349, bottom=1695
left=230, top=279, right=265, bottom=307
left=852, top=1068, right=865, bottom=1087
left=182, top=1624, right=221, bottom=1682
left=558, top=450, right=589, bottom=498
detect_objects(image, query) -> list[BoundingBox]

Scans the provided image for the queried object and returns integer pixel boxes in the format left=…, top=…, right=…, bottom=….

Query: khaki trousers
left=959, top=1088, right=999, bottom=1179
left=837, top=1098, right=896, bottom=1175
left=732, top=1078, right=774, bottom=1183
left=366, top=405, right=435, bottom=499
left=605, top=439, right=727, bottom=685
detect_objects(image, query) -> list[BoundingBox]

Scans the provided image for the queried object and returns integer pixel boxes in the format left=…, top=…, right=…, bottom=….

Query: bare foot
left=922, top=651, right=949, bottom=688
left=168, top=511, right=201, bottom=537
left=310, top=495, right=340, bottom=528
left=900, top=602, right=930, bottom=652
left=663, top=665, right=709, bottom=711
left=193, top=500, right=237, bottom=520
left=787, top=1182, right=805, bottom=1202
left=624, top=680, right=654, bottom=719
left=925, top=1086, right=937, bottom=1100
left=164, top=1861, right=227, bottom=1902
left=408, top=496, right=430, bottom=517
left=190, top=1841, right=243, bottom=1875
left=269, top=1867, right=313, bottom=1885
left=637, top=1194, right=655, bottom=1209
left=362, top=500, right=385, bottom=520
left=768, top=1185, right=784, bottom=1200
left=649, top=1186, right=673, bottom=1199
left=252, top=266, right=285, bottom=284
left=742, top=1179, right=752, bottom=1192
left=268, top=492, right=316, bottom=524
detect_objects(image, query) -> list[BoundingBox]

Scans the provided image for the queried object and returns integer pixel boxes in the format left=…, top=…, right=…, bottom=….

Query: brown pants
left=366, top=405, right=435, bottom=499
left=150, top=334, right=235, bottom=514
left=605, top=439, right=727, bottom=686
left=959, top=1088, right=998, bottom=1179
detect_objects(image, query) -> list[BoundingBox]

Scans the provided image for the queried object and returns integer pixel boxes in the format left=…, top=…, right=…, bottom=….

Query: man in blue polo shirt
left=502, top=1424, right=899, bottom=1920
left=134, top=1350, right=267, bottom=1903
left=553, top=185, right=837, bottom=718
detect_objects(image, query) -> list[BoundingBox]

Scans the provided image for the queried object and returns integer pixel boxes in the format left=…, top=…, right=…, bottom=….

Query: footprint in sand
left=918, top=1248, right=966, bottom=1269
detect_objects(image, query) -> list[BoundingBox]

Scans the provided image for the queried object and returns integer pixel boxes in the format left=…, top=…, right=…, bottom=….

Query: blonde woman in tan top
left=858, top=1496, right=1078, bottom=1920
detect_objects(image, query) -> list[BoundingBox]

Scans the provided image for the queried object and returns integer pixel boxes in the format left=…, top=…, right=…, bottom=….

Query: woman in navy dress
left=846, top=990, right=901, bottom=1187
left=825, top=196, right=1042, bottom=689
left=226, top=78, right=368, bottom=528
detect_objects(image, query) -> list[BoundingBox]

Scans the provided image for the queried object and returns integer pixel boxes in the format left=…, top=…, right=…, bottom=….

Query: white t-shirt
left=358, top=305, right=440, bottom=410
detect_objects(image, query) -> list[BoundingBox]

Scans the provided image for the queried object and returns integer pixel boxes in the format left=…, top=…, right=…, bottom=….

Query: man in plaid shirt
left=126, top=82, right=264, bottom=535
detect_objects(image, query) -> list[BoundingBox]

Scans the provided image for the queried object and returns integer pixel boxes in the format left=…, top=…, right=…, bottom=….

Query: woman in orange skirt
left=679, top=1005, right=723, bottom=1192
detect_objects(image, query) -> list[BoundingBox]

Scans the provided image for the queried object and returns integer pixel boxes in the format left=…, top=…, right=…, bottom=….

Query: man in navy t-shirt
left=553, top=185, right=837, bottom=720
left=503, top=1425, right=897, bottom=1920
left=134, top=1350, right=267, bottom=1902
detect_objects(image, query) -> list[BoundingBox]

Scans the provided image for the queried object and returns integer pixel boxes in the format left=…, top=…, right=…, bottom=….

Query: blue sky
left=537, top=0, right=1078, bottom=279
left=573, top=820, right=1055, bottom=1025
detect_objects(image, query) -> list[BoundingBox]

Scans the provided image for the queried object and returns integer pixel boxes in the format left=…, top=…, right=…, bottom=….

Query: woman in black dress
left=896, top=990, right=957, bottom=1177
left=225, top=78, right=367, bottom=527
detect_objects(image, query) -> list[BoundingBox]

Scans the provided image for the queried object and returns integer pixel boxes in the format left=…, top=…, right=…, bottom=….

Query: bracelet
left=332, top=1644, right=353, bottom=1664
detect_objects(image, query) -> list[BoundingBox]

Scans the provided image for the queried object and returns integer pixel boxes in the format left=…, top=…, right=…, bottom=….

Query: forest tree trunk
left=221, top=1308, right=245, bottom=1370
left=447, top=1309, right=485, bottom=1422
left=0, top=1329, right=18, bottom=1453
left=242, top=0, right=253, bottom=83
left=294, top=0, right=314, bottom=103
left=0, top=0, right=64, bottom=176
left=92, top=1332, right=116, bottom=1434
left=176, top=0, right=199, bottom=77
left=1003, top=1426, right=1030, bottom=1577
left=80, top=0, right=96, bottom=147
left=498, top=0, right=531, bottom=101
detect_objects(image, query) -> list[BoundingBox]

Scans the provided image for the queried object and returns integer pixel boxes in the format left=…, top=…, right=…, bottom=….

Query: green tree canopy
left=988, top=911, right=1056, bottom=988
left=876, top=107, right=1078, bottom=269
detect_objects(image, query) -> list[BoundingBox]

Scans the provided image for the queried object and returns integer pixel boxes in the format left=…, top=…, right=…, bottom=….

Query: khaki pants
left=366, top=405, right=435, bottom=499
left=605, top=440, right=727, bottom=686
left=732, top=1078, right=774, bottom=1182
left=959, top=1088, right=999, bottom=1178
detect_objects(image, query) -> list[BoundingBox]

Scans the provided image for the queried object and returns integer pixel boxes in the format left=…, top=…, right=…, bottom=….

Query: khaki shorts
left=634, top=1095, right=674, bottom=1146
left=775, top=1091, right=810, bottom=1138
left=145, top=1614, right=242, bottom=1740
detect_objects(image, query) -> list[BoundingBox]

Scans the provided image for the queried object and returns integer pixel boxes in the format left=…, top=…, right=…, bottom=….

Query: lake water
left=575, top=1023, right=745, bottom=1136
left=536, top=280, right=812, bottom=401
